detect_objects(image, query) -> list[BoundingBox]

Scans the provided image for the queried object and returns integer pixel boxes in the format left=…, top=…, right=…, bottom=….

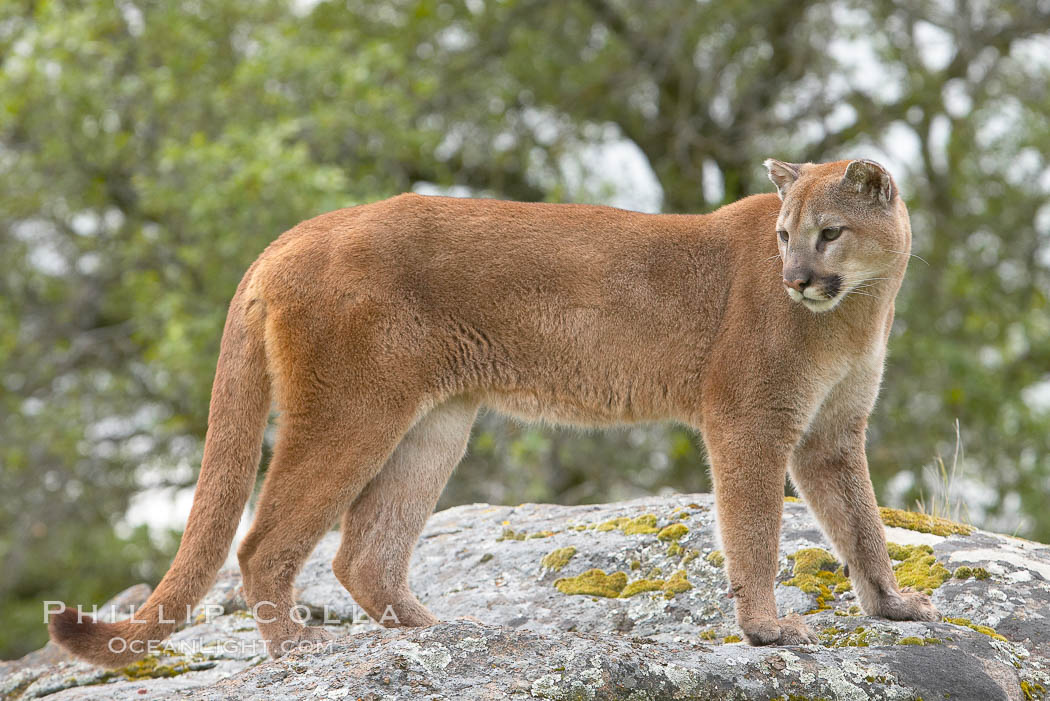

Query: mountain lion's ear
left=841, top=159, right=897, bottom=206
left=764, top=159, right=801, bottom=200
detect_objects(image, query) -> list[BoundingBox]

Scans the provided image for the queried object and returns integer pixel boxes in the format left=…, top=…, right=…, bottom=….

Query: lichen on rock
left=952, top=565, right=990, bottom=580
left=560, top=567, right=693, bottom=599
left=897, top=636, right=941, bottom=646
left=102, top=654, right=194, bottom=681
left=540, top=546, right=577, bottom=572
left=878, top=506, right=973, bottom=536
left=657, top=523, right=689, bottom=542
left=819, top=625, right=873, bottom=647
left=592, top=512, right=663, bottom=535
left=782, top=547, right=850, bottom=612
left=943, top=616, right=1008, bottom=642
left=620, top=578, right=666, bottom=598
left=661, top=569, right=693, bottom=597
left=887, top=542, right=952, bottom=594
left=553, top=568, right=627, bottom=597
left=1021, top=680, right=1047, bottom=700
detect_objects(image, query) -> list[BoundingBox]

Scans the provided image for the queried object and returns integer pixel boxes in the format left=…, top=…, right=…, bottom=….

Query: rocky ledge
left=2, top=494, right=1049, bottom=700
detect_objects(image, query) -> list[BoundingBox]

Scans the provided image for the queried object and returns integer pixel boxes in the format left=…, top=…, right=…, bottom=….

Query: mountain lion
left=50, top=158, right=938, bottom=666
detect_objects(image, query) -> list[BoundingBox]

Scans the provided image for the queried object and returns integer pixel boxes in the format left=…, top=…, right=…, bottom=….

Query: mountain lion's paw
left=877, top=587, right=940, bottom=622
left=740, top=614, right=818, bottom=646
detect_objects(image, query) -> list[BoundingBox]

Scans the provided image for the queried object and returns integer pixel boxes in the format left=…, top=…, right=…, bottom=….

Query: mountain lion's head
left=764, top=158, right=911, bottom=313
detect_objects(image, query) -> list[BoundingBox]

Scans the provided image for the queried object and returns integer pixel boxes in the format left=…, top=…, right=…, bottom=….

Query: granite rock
left=3, top=494, right=1048, bottom=700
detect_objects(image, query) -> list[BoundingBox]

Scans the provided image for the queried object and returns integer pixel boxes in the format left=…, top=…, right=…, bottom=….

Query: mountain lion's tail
left=49, top=272, right=271, bottom=668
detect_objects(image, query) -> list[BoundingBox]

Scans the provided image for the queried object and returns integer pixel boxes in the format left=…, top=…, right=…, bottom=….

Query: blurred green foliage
left=2, top=0, right=1048, bottom=659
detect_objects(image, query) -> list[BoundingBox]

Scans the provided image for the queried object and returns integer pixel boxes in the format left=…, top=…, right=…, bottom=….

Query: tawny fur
left=49, top=158, right=938, bottom=666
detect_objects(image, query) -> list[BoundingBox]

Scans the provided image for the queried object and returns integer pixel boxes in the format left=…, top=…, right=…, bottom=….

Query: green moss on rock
left=662, top=569, right=693, bottom=597
left=887, top=542, right=951, bottom=594
left=595, top=513, right=660, bottom=535
left=898, top=636, right=924, bottom=645
left=498, top=525, right=557, bottom=541
left=879, top=507, right=973, bottom=536
left=705, top=550, right=725, bottom=567
left=540, top=546, right=577, bottom=572
left=600, top=570, right=688, bottom=596
left=596, top=517, right=629, bottom=531
left=1021, top=681, right=1046, bottom=700
left=782, top=548, right=850, bottom=611
left=623, top=514, right=660, bottom=535
left=833, top=605, right=863, bottom=618
left=944, top=616, right=1008, bottom=642
left=723, top=634, right=743, bottom=643
left=554, top=569, right=627, bottom=597
left=954, top=565, right=990, bottom=580
left=657, top=523, right=689, bottom=542
left=621, top=578, right=666, bottom=597
left=819, top=625, right=871, bottom=648
left=106, top=655, right=192, bottom=681
left=787, top=548, right=840, bottom=590
left=497, top=528, right=526, bottom=541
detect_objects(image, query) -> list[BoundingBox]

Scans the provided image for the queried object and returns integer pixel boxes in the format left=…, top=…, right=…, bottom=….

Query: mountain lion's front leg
left=789, top=416, right=940, bottom=622
left=703, top=413, right=818, bottom=646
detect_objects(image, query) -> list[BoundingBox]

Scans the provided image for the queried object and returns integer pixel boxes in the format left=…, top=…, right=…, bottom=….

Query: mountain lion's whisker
left=881, top=249, right=929, bottom=266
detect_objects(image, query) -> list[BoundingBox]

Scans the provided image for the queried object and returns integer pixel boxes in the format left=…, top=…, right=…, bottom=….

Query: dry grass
left=913, top=419, right=971, bottom=525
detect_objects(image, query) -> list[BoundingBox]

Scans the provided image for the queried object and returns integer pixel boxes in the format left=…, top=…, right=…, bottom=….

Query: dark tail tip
left=48, top=605, right=145, bottom=668
left=48, top=605, right=89, bottom=648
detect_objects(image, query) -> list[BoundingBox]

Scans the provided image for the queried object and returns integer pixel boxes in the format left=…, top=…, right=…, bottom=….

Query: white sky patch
left=827, top=25, right=901, bottom=102
left=843, top=122, right=915, bottom=184
left=701, top=159, right=725, bottom=206
left=1022, top=378, right=1050, bottom=413
left=429, top=118, right=663, bottom=213
left=942, top=79, right=973, bottom=119
left=123, top=482, right=252, bottom=566
left=570, top=136, right=662, bottom=213
left=116, top=1, right=145, bottom=37
left=928, top=115, right=951, bottom=173
left=913, top=21, right=954, bottom=72
left=412, top=182, right=476, bottom=198
left=1012, top=34, right=1050, bottom=71
left=825, top=102, right=858, bottom=132
left=290, top=0, right=323, bottom=15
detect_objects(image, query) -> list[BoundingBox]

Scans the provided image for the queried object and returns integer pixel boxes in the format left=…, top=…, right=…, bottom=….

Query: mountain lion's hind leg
left=703, top=412, right=818, bottom=646
left=333, top=397, right=478, bottom=627
left=789, top=415, right=939, bottom=623
left=236, top=397, right=420, bottom=658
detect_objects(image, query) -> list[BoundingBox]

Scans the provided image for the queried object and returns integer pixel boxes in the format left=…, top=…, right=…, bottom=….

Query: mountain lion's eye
left=778, top=230, right=789, bottom=243
left=821, top=227, right=843, bottom=241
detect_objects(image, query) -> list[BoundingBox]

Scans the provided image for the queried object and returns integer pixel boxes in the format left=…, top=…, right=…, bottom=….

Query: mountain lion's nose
left=784, top=276, right=811, bottom=292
